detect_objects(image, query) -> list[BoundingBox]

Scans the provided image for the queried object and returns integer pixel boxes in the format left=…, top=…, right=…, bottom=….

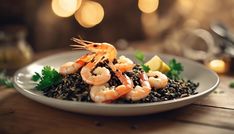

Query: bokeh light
left=138, top=0, right=159, bottom=14
left=52, top=0, right=82, bottom=17
left=75, top=0, right=104, bottom=28
left=208, top=59, right=226, bottom=74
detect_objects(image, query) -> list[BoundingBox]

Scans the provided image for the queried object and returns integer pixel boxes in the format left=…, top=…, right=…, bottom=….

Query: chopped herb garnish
left=135, top=51, right=150, bottom=72
left=32, top=66, right=62, bottom=91
left=0, top=71, right=14, bottom=88
left=166, top=59, right=183, bottom=80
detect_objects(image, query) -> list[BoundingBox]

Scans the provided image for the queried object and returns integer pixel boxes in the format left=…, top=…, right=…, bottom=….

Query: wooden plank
left=0, top=88, right=16, bottom=102
left=0, top=91, right=234, bottom=134
left=194, top=76, right=234, bottom=109
left=163, top=104, right=234, bottom=130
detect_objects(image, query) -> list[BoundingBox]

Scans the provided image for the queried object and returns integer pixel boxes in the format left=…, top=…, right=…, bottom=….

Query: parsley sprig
left=166, top=59, right=183, bottom=80
left=135, top=51, right=150, bottom=72
left=32, top=66, right=62, bottom=91
left=0, top=71, right=14, bottom=88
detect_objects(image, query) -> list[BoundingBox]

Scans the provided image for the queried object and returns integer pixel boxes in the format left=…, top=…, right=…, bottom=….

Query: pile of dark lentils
left=43, top=62, right=199, bottom=104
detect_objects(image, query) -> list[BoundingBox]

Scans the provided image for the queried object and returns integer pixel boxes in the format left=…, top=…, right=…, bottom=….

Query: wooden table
left=1, top=51, right=234, bottom=134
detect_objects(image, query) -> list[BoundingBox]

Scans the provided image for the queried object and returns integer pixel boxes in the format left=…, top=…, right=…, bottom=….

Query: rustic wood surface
left=1, top=51, right=234, bottom=134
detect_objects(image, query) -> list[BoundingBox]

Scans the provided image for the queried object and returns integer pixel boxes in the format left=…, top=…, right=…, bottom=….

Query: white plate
left=13, top=51, right=219, bottom=116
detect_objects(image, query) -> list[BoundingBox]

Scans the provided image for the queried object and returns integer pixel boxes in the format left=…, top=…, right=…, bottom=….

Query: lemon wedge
left=159, top=62, right=171, bottom=73
left=145, top=55, right=162, bottom=71
left=145, top=55, right=171, bottom=73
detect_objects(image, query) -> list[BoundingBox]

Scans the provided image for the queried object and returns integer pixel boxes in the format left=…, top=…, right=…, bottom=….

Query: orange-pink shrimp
left=80, top=53, right=111, bottom=85
left=89, top=62, right=134, bottom=103
left=109, top=62, right=134, bottom=95
left=90, top=74, right=133, bottom=103
left=59, top=53, right=95, bottom=75
left=126, top=72, right=151, bottom=101
left=114, top=55, right=135, bottom=72
left=71, top=38, right=117, bottom=62
left=114, top=70, right=134, bottom=96
left=147, top=71, right=168, bottom=89
left=90, top=85, right=118, bottom=103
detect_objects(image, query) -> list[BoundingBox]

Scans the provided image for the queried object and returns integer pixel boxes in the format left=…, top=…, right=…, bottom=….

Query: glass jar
left=0, top=26, right=33, bottom=73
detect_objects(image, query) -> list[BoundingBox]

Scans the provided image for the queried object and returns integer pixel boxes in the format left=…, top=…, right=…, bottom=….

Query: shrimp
left=71, top=38, right=117, bottom=62
left=114, top=55, right=135, bottom=72
left=59, top=53, right=95, bottom=75
left=147, top=71, right=168, bottom=89
left=90, top=85, right=118, bottom=103
left=80, top=53, right=111, bottom=85
left=81, top=66, right=111, bottom=86
left=90, top=74, right=133, bottom=103
left=126, top=72, right=151, bottom=101
left=89, top=62, right=134, bottom=103
left=114, top=70, right=134, bottom=96
left=71, top=39, right=135, bottom=101
left=59, top=62, right=83, bottom=76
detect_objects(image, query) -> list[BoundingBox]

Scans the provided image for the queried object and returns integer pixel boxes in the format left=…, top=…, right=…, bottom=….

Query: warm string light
left=138, top=0, right=159, bottom=13
left=208, top=59, right=226, bottom=74
left=51, top=0, right=160, bottom=28
left=51, top=0, right=104, bottom=28
left=74, top=0, right=104, bottom=28
left=52, top=0, right=82, bottom=17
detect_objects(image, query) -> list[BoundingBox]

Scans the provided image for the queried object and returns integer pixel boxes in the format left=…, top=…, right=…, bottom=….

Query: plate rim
left=13, top=51, right=220, bottom=108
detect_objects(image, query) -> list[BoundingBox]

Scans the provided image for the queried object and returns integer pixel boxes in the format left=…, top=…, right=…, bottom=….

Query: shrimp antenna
left=70, top=37, right=89, bottom=50
left=70, top=37, right=97, bottom=50
left=70, top=44, right=85, bottom=50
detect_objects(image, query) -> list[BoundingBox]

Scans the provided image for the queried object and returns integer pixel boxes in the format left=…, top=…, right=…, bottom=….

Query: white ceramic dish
left=13, top=51, right=219, bottom=116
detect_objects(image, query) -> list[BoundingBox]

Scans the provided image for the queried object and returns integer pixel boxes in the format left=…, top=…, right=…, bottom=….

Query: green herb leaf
left=229, top=82, right=234, bottom=88
left=32, top=66, right=62, bottom=91
left=31, top=72, right=41, bottom=81
left=166, top=59, right=184, bottom=80
left=0, top=71, right=14, bottom=88
left=135, top=51, right=145, bottom=62
left=141, top=64, right=150, bottom=73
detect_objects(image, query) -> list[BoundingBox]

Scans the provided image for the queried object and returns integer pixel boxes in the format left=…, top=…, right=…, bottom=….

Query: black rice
left=43, top=70, right=93, bottom=102
left=112, top=79, right=199, bottom=104
left=43, top=63, right=199, bottom=104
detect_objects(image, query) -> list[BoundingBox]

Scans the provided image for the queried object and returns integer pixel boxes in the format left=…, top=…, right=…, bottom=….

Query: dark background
left=0, top=0, right=234, bottom=52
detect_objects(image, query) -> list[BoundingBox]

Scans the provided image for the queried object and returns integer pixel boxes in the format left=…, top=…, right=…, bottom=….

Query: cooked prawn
left=114, top=70, right=134, bottom=96
left=114, top=55, right=135, bottom=72
left=59, top=53, right=95, bottom=75
left=90, top=73, right=133, bottom=103
left=90, top=61, right=133, bottom=103
left=80, top=53, right=111, bottom=85
left=81, top=66, right=111, bottom=86
left=90, top=85, right=118, bottom=103
left=147, top=71, right=168, bottom=89
left=59, top=62, right=82, bottom=76
left=126, top=72, right=151, bottom=101
left=71, top=38, right=117, bottom=62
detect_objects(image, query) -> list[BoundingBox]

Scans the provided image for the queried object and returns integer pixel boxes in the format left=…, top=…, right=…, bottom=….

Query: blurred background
left=1, top=0, right=234, bottom=74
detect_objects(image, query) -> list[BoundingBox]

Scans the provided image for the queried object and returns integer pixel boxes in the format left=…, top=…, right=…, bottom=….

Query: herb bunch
left=32, top=66, right=62, bottom=91
left=166, top=59, right=184, bottom=80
